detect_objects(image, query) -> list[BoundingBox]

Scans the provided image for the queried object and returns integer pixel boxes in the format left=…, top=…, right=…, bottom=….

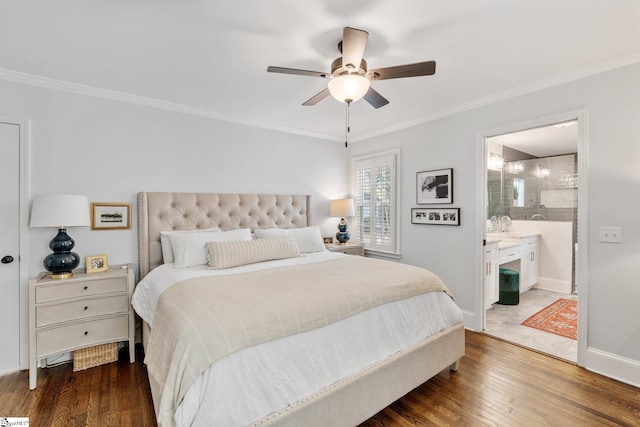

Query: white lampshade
left=330, top=198, right=356, bottom=218
left=30, top=194, right=91, bottom=228
left=328, top=74, right=370, bottom=103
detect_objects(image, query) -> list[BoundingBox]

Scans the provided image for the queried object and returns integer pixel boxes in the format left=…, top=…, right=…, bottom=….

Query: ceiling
left=488, top=121, right=578, bottom=158
left=1, top=0, right=639, bottom=143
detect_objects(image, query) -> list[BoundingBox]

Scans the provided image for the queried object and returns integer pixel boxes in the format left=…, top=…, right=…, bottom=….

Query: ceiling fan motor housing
left=331, top=57, right=367, bottom=78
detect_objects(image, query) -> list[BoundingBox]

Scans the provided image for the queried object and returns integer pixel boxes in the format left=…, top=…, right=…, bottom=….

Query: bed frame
left=137, top=191, right=464, bottom=426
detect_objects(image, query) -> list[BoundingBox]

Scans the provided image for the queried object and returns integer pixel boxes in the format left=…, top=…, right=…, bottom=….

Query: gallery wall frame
left=91, top=202, right=132, bottom=230
left=411, top=207, right=460, bottom=226
left=416, top=168, right=453, bottom=204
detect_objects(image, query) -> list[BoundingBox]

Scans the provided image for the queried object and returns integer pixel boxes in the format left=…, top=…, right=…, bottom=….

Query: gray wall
left=350, top=62, right=640, bottom=386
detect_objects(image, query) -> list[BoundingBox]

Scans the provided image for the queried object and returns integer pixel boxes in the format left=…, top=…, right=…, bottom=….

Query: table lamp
left=30, top=194, right=90, bottom=279
left=330, top=198, right=355, bottom=244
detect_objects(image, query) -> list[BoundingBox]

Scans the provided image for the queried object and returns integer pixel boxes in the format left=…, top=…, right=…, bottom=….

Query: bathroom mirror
left=513, top=178, right=524, bottom=207
left=486, top=153, right=577, bottom=221
left=487, top=169, right=502, bottom=219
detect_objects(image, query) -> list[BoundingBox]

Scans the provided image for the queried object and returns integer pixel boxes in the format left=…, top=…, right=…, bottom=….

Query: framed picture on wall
left=416, top=168, right=453, bottom=204
left=411, top=208, right=460, bottom=226
left=91, top=202, right=132, bottom=230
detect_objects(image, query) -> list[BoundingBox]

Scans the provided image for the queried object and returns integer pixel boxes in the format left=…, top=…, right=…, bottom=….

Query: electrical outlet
left=599, top=226, right=622, bottom=243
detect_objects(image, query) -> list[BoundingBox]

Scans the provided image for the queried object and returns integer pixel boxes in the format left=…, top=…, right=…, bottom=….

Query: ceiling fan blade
left=363, top=87, right=390, bottom=109
left=342, top=27, right=368, bottom=71
left=267, top=66, right=330, bottom=78
left=302, top=88, right=331, bottom=106
left=367, top=61, right=436, bottom=81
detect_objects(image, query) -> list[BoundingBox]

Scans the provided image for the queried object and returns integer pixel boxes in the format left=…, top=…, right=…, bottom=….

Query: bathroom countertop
left=486, top=232, right=540, bottom=239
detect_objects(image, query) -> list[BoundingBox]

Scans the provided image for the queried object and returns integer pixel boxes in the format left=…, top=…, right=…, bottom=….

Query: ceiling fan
left=267, top=27, right=436, bottom=109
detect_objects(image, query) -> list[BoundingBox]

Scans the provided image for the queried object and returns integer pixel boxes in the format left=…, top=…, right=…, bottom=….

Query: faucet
left=531, top=214, right=546, bottom=220
left=500, top=215, right=511, bottom=232
left=489, top=216, right=499, bottom=233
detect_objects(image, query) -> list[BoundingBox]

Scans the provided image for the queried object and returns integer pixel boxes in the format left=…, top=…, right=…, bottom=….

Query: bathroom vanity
left=485, top=233, right=539, bottom=307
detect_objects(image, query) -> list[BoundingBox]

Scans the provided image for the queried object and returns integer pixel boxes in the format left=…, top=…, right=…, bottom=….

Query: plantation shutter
left=353, top=151, right=397, bottom=254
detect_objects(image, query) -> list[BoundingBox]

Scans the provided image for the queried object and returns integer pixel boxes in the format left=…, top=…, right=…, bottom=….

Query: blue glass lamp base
left=336, top=218, right=351, bottom=244
left=44, top=228, right=80, bottom=279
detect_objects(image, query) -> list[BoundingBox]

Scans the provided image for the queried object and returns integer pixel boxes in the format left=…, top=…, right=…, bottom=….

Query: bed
left=134, top=192, right=465, bottom=427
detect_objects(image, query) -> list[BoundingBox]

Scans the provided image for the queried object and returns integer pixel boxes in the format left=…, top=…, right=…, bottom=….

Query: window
left=352, top=150, right=399, bottom=254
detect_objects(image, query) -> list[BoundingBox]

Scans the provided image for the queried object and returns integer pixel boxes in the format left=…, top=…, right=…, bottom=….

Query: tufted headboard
left=137, top=192, right=311, bottom=279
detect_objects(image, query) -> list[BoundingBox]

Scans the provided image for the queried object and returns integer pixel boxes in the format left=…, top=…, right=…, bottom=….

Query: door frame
left=0, top=115, right=31, bottom=370
left=475, top=108, right=588, bottom=367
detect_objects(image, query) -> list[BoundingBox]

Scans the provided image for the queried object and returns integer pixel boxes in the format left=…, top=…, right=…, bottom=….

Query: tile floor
left=484, top=288, right=578, bottom=362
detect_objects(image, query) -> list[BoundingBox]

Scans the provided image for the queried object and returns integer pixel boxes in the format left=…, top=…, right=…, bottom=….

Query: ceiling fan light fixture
left=328, top=74, right=370, bottom=103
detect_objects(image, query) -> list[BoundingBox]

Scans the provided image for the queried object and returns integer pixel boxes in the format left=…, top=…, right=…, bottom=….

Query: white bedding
left=132, top=252, right=463, bottom=427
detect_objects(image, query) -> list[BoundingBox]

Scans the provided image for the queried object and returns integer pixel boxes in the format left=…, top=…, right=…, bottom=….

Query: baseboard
left=462, top=309, right=480, bottom=332
left=534, top=277, right=572, bottom=294
left=584, top=347, right=640, bottom=388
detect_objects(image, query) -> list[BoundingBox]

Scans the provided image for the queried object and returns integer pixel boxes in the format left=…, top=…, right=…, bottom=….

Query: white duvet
left=132, top=252, right=463, bottom=427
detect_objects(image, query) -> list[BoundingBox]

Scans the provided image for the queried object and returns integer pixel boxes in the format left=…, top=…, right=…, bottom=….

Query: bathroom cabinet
left=487, top=233, right=539, bottom=294
left=520, top=236, right=539, bottom=291
left=485, top=241, right=499, bottom=308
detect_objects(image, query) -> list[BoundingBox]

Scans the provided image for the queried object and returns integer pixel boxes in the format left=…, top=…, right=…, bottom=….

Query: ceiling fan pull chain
left=345, top=101, right=351, bottom=148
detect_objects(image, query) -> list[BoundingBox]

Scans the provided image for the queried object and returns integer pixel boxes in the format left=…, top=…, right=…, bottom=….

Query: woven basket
left=73, top=342, right=119, bottom=372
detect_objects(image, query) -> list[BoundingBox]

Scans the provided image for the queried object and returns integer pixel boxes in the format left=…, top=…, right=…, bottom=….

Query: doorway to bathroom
left=479, top=111, right=586, bottom=364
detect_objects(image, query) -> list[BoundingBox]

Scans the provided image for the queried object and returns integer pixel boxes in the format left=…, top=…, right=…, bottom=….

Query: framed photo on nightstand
left=86, top=254, right=109, bottom=274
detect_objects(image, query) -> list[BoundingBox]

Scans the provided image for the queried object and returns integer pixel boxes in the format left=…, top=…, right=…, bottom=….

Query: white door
left=0, top=121, right=20, bottom=374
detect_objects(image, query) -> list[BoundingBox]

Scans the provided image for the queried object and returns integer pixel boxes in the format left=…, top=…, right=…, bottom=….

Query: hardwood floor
left=0, top=345, right=156, bottom=427
left=1, top=332, right=638, bottom=426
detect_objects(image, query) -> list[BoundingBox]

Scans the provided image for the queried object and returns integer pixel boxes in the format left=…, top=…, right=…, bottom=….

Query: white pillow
left=170, top=228, right=252, bottom=268
left=160, top=227, right=220, bottom=263
left=207, top=236, right=300, bottom=270
left=255, top=226, right=326, bottom=253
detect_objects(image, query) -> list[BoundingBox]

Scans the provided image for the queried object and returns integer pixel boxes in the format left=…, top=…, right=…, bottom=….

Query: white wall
left=349, top=62, right=640, bottom=386
left=509, top=220, right=573, bottom=294
left=0, top=79, right=349, bottom=368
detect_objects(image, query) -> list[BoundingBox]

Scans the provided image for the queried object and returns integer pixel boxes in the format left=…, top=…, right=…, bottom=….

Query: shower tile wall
left=497, top=147, right=578, bottom=289
left=500, top=147, right=577, bottom=224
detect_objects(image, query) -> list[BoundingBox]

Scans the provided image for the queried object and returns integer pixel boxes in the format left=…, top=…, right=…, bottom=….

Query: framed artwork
left=323, top=236, right=334, bottom=245
left=411, top=208, right=460, bottom=226
left=86, top=254, right=109, bottom=274
left=91, top=202, right=132, bottom=230
left=416, top=168, right=453, bottom=204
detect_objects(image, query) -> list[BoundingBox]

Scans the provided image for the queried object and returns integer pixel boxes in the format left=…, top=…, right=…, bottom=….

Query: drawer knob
left=84, top=306, right=88, bottom=311
left=84, top=331, right=88, bottom=336
left=84, top=286, right=88, bottom=290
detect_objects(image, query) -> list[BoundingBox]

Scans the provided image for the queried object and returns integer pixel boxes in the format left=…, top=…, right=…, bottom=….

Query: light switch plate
left=599, top=226, right=622, bottom=243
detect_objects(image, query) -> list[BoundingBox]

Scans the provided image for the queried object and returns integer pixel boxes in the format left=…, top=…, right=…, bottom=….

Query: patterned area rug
left=521, top=298, right=577, bottom=340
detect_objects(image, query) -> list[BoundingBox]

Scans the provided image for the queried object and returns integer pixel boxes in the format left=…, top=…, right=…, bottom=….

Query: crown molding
left=350, top=50, right=640, bottom=143
left=2, top=49, right=639, bottom=145
left=0, top=68, right=341, bottom=143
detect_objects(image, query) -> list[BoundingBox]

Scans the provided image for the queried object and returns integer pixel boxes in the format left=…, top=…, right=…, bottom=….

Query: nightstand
left=326, top=242, right=365, bottom=256
left=28, top=264, right=135, bottom=390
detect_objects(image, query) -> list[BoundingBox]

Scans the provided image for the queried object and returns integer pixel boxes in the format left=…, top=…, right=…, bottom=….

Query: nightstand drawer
left=332, top=246, right=363, bottom=255
left=35, top=277, right=128, bottom=303
left=36, top=315, right=129, bottom=358
left=326, top=243, right=364, bottom=256
left=36, top=295, right=129, bottom=327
